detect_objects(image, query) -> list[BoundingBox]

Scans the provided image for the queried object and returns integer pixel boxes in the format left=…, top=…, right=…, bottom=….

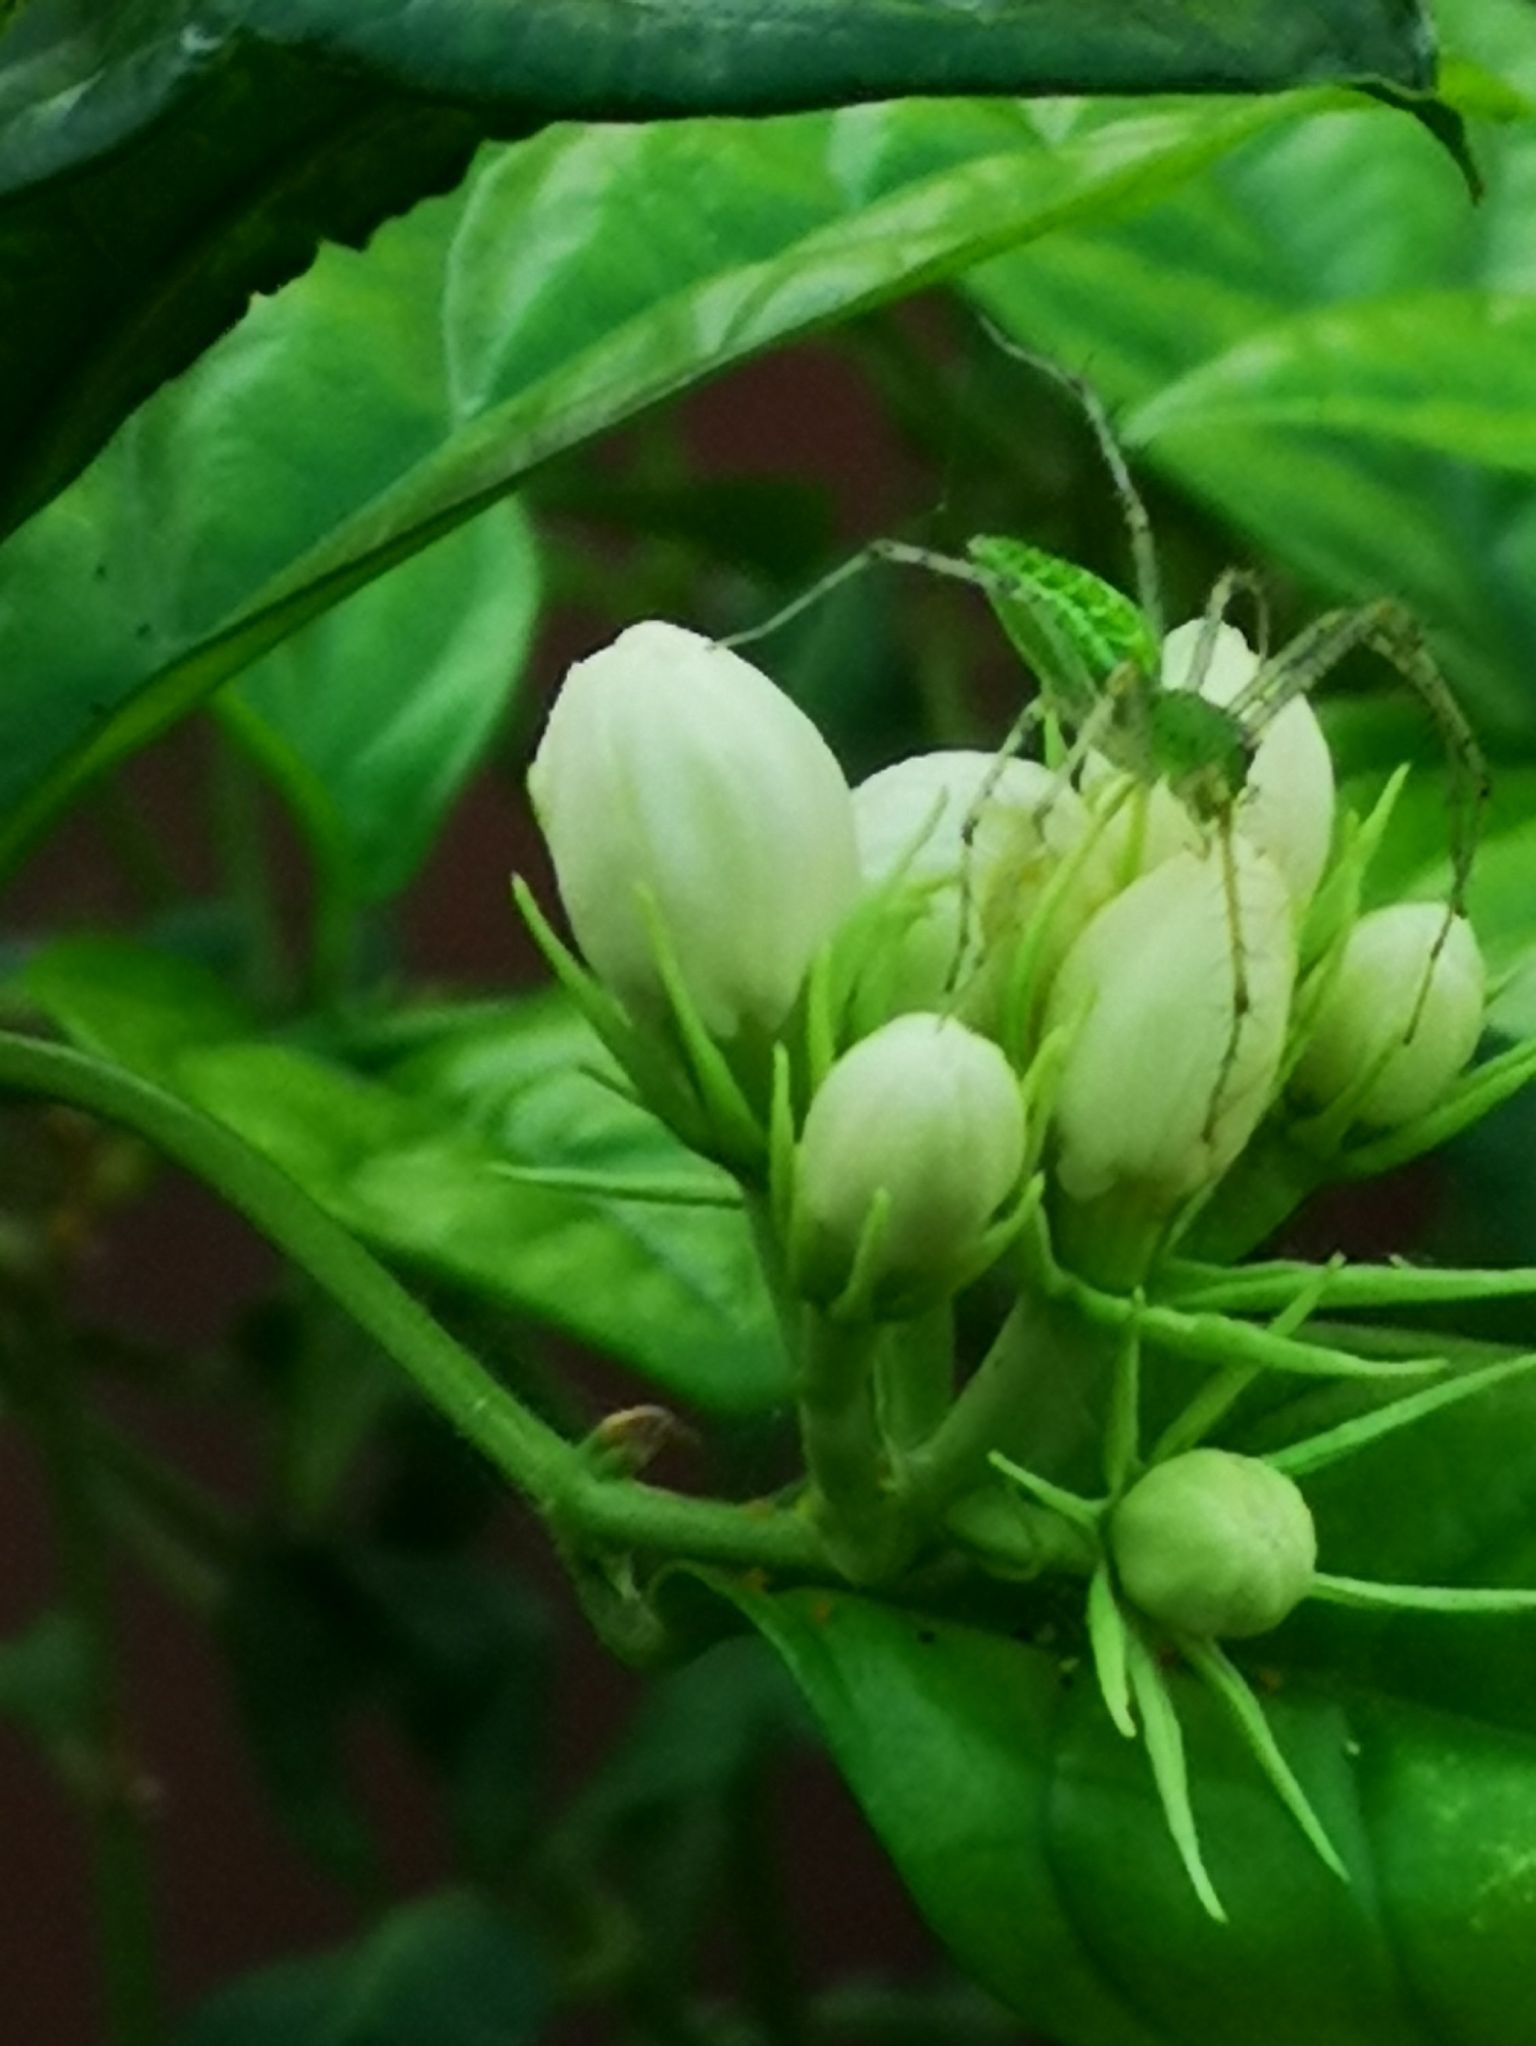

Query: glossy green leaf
left=1128, top=290, right=1536, bottom=470
left=0, top=0, right=1436, bottom=543
left=230, top=501, right=538, bottom=904
left=24, top=941, right=789, bottom=1412
left=729, top=1582, right=1536, bottom=2046
left=0, top=90, right=1338, bottom=871
left=968, top=0, right=1536, bottom=737
left=178, top=1889, right=544, bottom=2046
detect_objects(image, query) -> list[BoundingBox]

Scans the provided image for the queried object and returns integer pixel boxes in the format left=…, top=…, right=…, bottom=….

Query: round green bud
left=1110, top=1449, right=1316, bottom=1640
left=529, top=622, right=859, bottom=1038
left=794, top=1013, right=1027, bottom=1313
left=1292, top=903, right=1484, bottom=1130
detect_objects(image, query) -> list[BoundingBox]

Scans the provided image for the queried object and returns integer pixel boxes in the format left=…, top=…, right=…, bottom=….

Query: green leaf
left=24, top=940, right=789, bottom=1412
left=1181, top=1636, right=1348, bottom=1881
left=0, top=89, right=1337, bottom=870
left=728, top=1583, right=1536, bottom=2046
left=1123, top=1621, right=1227, bottom=1923
left=228, top=502, right=539, bottom=904
left=0, top=0, right=1437, bottom=544
left=178, top=1889, right=544, bottom=2045
left=967, top=0, right=1536, bottom=737
left=1127, top=289, right=1536, bottom=471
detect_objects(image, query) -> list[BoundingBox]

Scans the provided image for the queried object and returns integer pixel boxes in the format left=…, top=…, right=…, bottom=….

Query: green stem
left=21, top=1336, right=161, bottom=2046
left=878, top=1303, right=955, bottom=1452
left=901, top=1289, right=1104, bottom=1519
left=0, top=1033, right=826, bottom=1580
left=798, top=1311, right=905, bottom=1583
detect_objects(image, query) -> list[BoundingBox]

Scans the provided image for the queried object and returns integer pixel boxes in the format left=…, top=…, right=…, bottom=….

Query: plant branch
left=0, top=1033, right=831, bottom=1583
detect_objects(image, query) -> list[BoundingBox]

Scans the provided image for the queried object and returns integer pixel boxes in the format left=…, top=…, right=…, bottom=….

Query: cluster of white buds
left=523, top=618, right=1489, bottom=1311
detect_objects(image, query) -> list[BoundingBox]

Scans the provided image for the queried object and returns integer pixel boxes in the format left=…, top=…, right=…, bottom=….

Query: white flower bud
left=852, top=752, right=1091, bottom=1013
left=1111, top=1449, right=1316, bottom=1640
left=794, top=1013, right=1026, bottom=1311
left=1044, top=839, right=1295, bottom=1207
left=529, top=622, right=859, bottom=1038
left=1292, top=903, right=1484, bottom=1129
left=1162, top=620, right=1335, bottom=913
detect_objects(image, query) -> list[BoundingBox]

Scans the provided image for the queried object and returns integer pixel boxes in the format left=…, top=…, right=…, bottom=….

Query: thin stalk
left=0, top=1033, right=831, bottom=1581
left=798, top=1311, right=905, bottom=1583
left=878, top=1303, right=955, bottom=1452
left=900, top=1288, right=1106, bottom=1519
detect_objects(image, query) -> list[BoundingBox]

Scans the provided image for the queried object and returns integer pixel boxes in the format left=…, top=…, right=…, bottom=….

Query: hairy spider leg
left=1206, top=809, right=1255, bottom=1144
left=719, top=545, right=884, bottom=651
left=1181, top=566, right=1273, bottom=699
left=1229, top=598, right=1491, bottom=1029
left=977, top=316, right=1165, bottom=645
left=721, top=534, right=1089, bottom=988
left=1172, top=567, right=1274, bottom=1126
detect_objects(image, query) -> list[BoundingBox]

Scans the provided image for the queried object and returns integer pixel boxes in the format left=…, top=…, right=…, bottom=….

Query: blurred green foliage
left=5, top=0, right=1536, bottom=2040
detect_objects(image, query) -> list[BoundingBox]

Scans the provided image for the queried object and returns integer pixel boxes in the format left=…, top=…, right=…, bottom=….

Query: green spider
left=729, top=328, right=1490, bottom=1068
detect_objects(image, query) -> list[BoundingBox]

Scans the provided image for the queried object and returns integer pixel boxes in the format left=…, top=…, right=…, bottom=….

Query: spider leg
left=1361, top=600, right=1490, bottom=928
left=1206, top=809, right=1253, bottom=1145
left=720, top=545, right=881, bottom=650
left=946, top=697, right=1050, bottom=995
left=1183, top=566, right=1272, bottom=698
left=977, top=316, right=1164, bottom=644
left=724, top=535, right=1012, bottom=651
left=1227, top=599, right=1490, bottom=1034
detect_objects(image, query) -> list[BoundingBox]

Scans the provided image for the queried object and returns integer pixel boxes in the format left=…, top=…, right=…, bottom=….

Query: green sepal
left=1339, top=1032, right=1536, bottom=1181
left=768, top=1041, right=798, bottom=1242
left=509, top=875, right=703, bottom=1141
left=1150, top=1364, right=1259, bottom=1464
left=1086, top=1565, right=1136, bottom=1738
left=828, top=1188, right=894, bottom=1325
left=1150, top=1256, right=1346, bottom=1457
left=1123, top=1623, right=1228, bottom=1924
left=999, top=785, right=1128, bottom=1063
left=1031, top=1210, right=1445, bottom=1382
left=1268, top=1350, right=1536, bottom=1478
left=988, top=1450, right=1104, bottom=1533
left=487, top=1163, right=742, bottom=1207
left=1309, top=1573, right=1536, bottom=1614
left=1180, top=1638, right=1348, bottom=1883
left=1161, top=1251, right=1536, bottom=1315
left=634, top=885, right=766, bottom=1166
left=1294, top=764, right=1409, bottom=977
left=1103, top=1297, right=1143, bottom=1496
